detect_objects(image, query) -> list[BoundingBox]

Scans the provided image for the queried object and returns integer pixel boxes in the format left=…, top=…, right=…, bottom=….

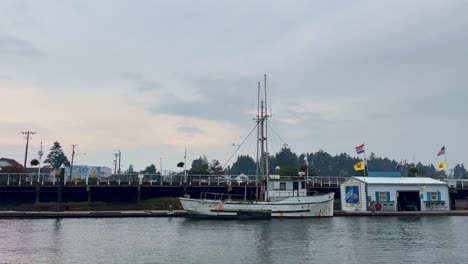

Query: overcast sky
left=1, top=0, right=467, bottom=172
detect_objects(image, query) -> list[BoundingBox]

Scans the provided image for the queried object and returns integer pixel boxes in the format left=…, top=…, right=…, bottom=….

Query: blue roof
left=368, top=171, right=401, bottom=177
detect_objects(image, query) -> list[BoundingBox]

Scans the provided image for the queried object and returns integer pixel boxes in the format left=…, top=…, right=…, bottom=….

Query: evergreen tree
left=208, top=159, right=224, bottom=175
left=230, top=155, right=257, bottom=175
left=125, top=164, right=134, bottom=174
left=453, top=164, right=468, bottom=179
left=190, top=156, right=209, bottom=175
left=44, top=141, right=70, bottom=169
left=275, top=147, right=299, bottom=168
left=143, top=164, right=156, bottom=174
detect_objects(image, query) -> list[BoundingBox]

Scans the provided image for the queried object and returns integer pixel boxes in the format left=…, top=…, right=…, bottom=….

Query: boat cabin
left=267, top=176, right=307, bottom=201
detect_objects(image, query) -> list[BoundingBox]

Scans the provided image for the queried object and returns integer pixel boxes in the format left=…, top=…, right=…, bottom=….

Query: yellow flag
left=436, top=161, right=447, bottom=171
left=354, top=161, right=365, bottom=171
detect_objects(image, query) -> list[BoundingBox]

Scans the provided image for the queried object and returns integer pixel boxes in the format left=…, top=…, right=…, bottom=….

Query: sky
left=1, top=0, right=467, bottom=173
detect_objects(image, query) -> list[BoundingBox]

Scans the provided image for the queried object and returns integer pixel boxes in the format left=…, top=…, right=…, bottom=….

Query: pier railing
left=1, top=173, right=466, bottom=188
left=0, top=173, right=350, bottom=187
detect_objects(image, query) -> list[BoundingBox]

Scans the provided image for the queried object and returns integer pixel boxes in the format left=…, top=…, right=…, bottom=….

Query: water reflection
left=0, top=217, right=467, bottom=264
left=50, top=219, right=63, bottom=264
left=255, top=221, right=272, bottom=264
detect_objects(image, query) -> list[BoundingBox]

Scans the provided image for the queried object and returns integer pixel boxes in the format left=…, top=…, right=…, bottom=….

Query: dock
left=1, top=210, right=468, bottom=219
left=0, top=210, right=187, bottom=219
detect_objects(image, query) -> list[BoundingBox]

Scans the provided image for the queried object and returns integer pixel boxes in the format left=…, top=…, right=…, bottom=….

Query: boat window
left=293, top=182, right=299, bottom=190
left=301, top=182, right=305, bottom=189
left=271, top=182, right=279, bottom=190
left=280, top=182, right=286, bottom=191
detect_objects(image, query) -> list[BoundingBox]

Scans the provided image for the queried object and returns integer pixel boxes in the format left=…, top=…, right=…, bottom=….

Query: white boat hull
left=180, top=193, right=335, bottom=218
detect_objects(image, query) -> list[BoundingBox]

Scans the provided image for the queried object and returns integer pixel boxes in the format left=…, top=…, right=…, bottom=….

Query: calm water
left=1, top=217, right=467, bottom=264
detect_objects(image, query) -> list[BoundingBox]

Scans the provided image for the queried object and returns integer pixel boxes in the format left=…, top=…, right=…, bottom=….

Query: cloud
left=151, top=75, right=260, bottom=124
left=177, top=125, right=203, bottom=136
left=1, top=0, right=468, bottom=170
left=0, top=35, right=45, bottom=58
left=121, top=72, right=162, bottom=92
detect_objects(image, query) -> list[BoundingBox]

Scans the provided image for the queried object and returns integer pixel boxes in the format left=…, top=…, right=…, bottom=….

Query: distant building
left=368, top=171, right=401, bottom=177
left=66, top=166, right=112, bottom=179
left=0, top=158, right=23, bottom=173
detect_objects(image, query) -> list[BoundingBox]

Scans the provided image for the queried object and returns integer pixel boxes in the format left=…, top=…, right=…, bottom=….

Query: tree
left=144, top=164, right=156, bottom=174
left=453, top=164, right=468, bottom=179
left=190, top=156, right=209, bottom=175
left=208, top=159, right=224, bottom=175
left=230, top=155, right=256, bottom=175
left=125, top=164, right=134, bottom=174
left=44, top=141, right=70, bottom=169
left=275, top=147, right=299, bottom=168
left=338, top=169, right=349, bottom=177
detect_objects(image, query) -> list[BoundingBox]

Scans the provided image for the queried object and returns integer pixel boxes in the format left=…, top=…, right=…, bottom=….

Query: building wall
left=340, top=178, right=367, bottom=212
left=368, top=184, right=449, bottom=211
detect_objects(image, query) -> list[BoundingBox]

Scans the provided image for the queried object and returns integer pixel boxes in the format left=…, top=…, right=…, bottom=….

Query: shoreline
left=1, top=210, right=468, bottom=219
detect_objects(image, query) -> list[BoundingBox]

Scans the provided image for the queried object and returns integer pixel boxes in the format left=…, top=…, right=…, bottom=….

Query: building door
left=397, top=191, right=421, bottom=211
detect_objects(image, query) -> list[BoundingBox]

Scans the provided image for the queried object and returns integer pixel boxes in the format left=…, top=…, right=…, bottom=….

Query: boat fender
left=375, top=203, right=382, bottom=211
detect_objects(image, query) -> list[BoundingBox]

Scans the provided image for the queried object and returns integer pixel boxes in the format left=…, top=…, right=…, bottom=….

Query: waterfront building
left=0, top=158, right=23, bottom=172
left=66, top=165, right=112, bottom=179
left=341, top=177, right=450, bottom=212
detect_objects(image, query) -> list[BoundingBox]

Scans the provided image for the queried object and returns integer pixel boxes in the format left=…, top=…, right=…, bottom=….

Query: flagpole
left=364, top=142, right=367, bottom=179
left=405, top=161, right=408, bottom=177
left=444, top=145, right=449, bottom=179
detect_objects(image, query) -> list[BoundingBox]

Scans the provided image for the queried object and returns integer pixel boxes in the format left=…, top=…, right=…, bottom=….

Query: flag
left=436, top=161, right=447, bottom=172
left=396, top=160, right=405, bottom=170
left=354, top=161, right=365, bottom=171
left=355, top=143, right=365, bottom=154
left=437, top=146, right=446, bottom=156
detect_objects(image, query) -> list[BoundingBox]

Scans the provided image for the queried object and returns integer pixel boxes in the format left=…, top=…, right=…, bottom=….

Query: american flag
left=437, top=146, right=445, bottom=156
left=396, top=160, right=406, bottom=170
left=355, top=143, right=365, bottom=154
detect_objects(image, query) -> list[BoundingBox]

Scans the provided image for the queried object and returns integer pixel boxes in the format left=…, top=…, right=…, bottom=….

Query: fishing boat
left=179, top=75, right=335, bottom=218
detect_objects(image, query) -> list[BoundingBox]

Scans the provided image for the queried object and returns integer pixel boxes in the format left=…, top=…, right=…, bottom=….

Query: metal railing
left=0, top=173, right=351, bottom=187
left=1, top=173, right=465, bottom=188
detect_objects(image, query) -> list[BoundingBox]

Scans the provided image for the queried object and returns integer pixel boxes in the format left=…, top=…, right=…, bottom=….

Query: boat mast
left=255, top=82, right=261, bottom=201
left=264, top=74, right=269, bottom=202
left=260, top=100, right=265, bottom=200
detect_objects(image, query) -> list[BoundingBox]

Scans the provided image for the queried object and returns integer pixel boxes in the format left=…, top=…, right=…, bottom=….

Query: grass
left=138, top=197, right=182, bottom=210
left=0, top=197, right=183, bottom=211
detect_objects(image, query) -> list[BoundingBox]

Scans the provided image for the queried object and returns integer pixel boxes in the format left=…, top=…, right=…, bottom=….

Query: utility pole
left=118, top=150, right=121, bottom=174
left=70, top=144, right=78, bottom=181
left=21, top=131, right=36, bottom=171
left=160, top=157, right=163, bottom=176
left=113, top=152, right=119, bottom=174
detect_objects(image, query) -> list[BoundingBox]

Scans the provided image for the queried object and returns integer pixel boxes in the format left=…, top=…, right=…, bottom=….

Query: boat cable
left=268, top=124, right=289, bottom=149
left=222, top=123, right=259, bottom=170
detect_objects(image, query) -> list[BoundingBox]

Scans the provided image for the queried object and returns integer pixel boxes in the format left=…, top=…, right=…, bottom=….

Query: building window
left=430, top=192, right=438, bottom=201
left=280, top=182, right=286, bottom=191
left=379, top=192, right=387, bottom=201
left=376, top=191, right=389, bottom=202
